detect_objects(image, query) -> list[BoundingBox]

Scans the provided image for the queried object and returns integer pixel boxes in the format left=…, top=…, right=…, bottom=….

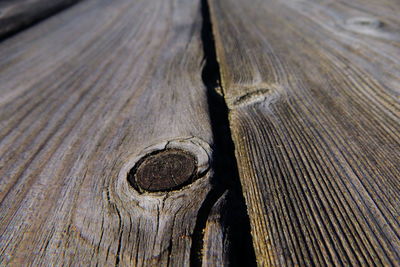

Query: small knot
left=231, top=88, right=274, bottom=107
left=345, top=17, right=383, bottom=30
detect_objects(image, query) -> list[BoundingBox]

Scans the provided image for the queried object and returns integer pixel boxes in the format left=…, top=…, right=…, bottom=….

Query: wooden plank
left=208, top=0, right=400, bottom=265
left=0, top=0, right=230, bottom=265
left=0, top=0, right=81, bottom=40
left=202, top=190, right=257, bottom=267
left=202, top=191, right=232, bottom=266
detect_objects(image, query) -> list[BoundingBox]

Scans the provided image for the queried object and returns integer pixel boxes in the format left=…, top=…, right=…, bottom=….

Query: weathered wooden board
left=0, top=0, right=237, bottom=265
left=201, top=188, right=256, bottom=267
left=208, top=0, right=400, bottom=265
left=0, top=0, right=81, bottom=40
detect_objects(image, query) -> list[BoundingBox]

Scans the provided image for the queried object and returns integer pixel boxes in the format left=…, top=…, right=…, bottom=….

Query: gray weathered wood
left=201, top=189, right=256, bottom=267
left=0, top=0, right=223, bottom=265
left=209, top=0, right=400, bottom=265
left=202, top=191, right=231, bottom=267
left=0, top=0, right=81, bottom=40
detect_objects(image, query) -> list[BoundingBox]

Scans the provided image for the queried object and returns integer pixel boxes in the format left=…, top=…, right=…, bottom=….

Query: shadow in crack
left=189, top=0, right=257, bottom=266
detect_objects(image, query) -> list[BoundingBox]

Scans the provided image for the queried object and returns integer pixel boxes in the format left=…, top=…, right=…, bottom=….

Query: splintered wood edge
left=115, top=137, right=212, bottom=201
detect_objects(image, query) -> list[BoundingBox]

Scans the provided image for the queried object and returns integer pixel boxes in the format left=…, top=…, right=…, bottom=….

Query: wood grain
left=0, top=0, right=225, bottom=265
left=0, top=0, right=80, bottom=40
left=208, top=0, right=400, bottom=265
left=202, top=189, right=257, bottom=267
left=202, top=191, right=231, bottom=267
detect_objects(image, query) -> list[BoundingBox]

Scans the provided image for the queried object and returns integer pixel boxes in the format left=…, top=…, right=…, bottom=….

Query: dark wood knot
left=128, top=149, right=197, bottom=192
left=345, top=17, right=383, bottom=30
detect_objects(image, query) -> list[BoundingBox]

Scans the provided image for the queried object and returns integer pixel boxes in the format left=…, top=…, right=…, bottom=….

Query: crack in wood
left=193, top=0, right=258, bottom=265
left=0, top=0, right=82, bottom=41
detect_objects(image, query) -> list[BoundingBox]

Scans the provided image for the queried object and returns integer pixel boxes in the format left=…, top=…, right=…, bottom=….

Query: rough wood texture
left=201, top=189, right=257, bottom=267
left=0, top=0, right=80, bottom=40
left=0, top=0, right=224, bottom=265
left=209, top=0, right=400, bottom=265
left=202, top=191, right=231, bottom=267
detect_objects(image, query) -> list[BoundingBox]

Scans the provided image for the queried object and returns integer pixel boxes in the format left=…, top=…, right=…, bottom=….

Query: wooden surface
left=1, top=0, right=400, bottom=265
left=209, top=0, right=400, bottom=265
left=0, top=0, right=236, bottom=265
left=0, top=0, right=80, bottom=40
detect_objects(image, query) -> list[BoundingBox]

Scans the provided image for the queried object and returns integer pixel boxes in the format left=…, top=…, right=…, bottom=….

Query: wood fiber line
left=0, top=0, right=234, bottom=265
left=0, top=0, right=81, bottom=40
left=208, top=0, right=400, bottom=265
